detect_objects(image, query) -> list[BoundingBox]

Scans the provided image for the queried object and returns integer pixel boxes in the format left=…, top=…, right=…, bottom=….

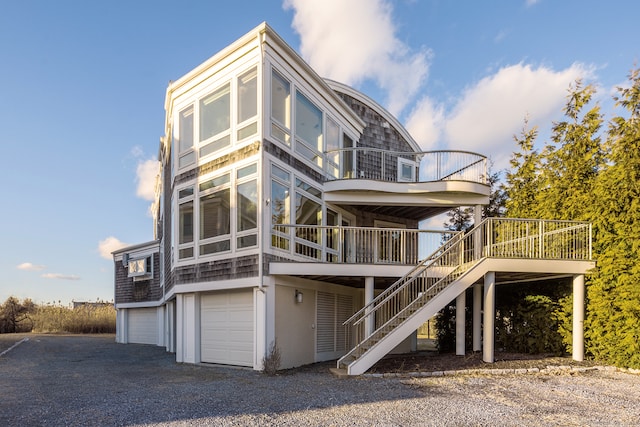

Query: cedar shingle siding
left=114, top=253, right=162, bottom=304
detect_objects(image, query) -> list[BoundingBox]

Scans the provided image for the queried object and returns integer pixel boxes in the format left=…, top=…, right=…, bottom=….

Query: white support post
left=573, top=274, right=585, bottom=362
left=483, top=271, right=495, bottom=363
left=474, top=204, right=483, bottom=226
left=473, top=283, right=482, bottom=352
left=456, top=292, right=466, bottom=356
left=365, top=276, right=375, bottom=338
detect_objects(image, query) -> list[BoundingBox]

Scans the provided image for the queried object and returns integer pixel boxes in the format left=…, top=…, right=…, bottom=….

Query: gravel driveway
left=1, top=334, right=638, bottom=426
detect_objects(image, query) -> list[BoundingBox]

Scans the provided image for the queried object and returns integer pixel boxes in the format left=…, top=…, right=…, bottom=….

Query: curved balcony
left=324, top=148, right=488, bottom=184
left=323, top=149, right=490, bottom=220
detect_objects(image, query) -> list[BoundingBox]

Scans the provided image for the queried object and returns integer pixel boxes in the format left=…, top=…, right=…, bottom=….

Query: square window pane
left=179, top=247, right=194, bottom=259
left=237, top=234, right=257, bottom=249
left=295, top=178, right=322, bottom=198
left=178, top=151, right=195, bottom=168
left=200, top=173, right=230, bottom=192
left=271, top=123, right=290, bottom=145
left=199, top=134, right=230, bottom=158
left=271, top=164, right=290, bottom=182
left=200, top=240, right=230, bottom=255
left=178, top=186, right=194, bottom=200
left=237, top=163, right=257, bottom=179
left=237, top=122, right=257, bottom=140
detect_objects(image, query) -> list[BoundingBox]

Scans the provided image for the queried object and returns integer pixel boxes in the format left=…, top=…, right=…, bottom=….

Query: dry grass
left=31, top=304, right=116, bottom=334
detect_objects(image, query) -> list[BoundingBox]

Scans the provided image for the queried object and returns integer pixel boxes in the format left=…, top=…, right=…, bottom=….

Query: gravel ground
left=1, top=334, right=639, bottom=426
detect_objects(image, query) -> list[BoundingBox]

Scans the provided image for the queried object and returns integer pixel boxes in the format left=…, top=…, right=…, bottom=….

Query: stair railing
left=339, top=218, right=593, bottom=369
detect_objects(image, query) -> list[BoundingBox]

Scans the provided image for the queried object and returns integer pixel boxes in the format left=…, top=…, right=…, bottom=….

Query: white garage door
left=201, top=291, right=254, bottom=367
left=128, top=308, right=158, bottom=345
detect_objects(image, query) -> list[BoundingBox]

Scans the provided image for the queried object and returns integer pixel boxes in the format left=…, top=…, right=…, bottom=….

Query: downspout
left=258, top=27, right=267, bottom=294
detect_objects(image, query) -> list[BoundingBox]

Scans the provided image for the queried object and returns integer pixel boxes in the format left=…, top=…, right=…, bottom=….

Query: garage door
left=128, top=308, right=158, bottom=345
left=201, top=291, right=253, bottom=366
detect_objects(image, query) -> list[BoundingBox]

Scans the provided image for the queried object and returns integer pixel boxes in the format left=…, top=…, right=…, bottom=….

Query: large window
left=178, top=186, right=194, bottom=259
left=295, top=91, right=323, bottom=166
left=199, top=83, right=231, bottom=157
left=175, top=163, right=259, bottom=263
left=199, top=173, right=231, bottom=256
left=271, top=164, right=290, bottom=250
left=238, top=67, right=258, bottom=141
left=178, top=107, right=195, bottom=168
left=326, top=118, right=340, bottom=179
left=236, top=164, right=258, bottom=249
left=271, top=70, right=291, bottom=145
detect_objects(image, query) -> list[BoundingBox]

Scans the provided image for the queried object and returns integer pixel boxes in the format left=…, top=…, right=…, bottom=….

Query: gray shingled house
left=113, top=23, right=594, bottom=375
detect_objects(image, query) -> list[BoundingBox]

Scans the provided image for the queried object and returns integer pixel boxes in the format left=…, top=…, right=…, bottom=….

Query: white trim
left=115, top=301, right=163, bottom=309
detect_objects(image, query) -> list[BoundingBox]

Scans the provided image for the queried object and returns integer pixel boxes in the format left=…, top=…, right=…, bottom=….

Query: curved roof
left=324, top=79, right=422, bottom=153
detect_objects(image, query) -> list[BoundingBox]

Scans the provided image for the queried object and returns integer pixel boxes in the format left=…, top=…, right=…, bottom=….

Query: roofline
left=324, top=79, right=422, bottom=153
left=111, top=240, right=160, bottom=256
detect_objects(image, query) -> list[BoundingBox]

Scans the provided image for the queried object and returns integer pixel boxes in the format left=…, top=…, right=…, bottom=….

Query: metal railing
left=324, top=148, right=488, bottom=185
left=339, top=218, right=592, bottom=366
left=272, top=225, right=458, bottom=265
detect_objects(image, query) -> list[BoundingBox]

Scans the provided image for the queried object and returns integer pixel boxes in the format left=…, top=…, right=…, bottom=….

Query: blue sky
left=1, top=0, right=637, bottom=305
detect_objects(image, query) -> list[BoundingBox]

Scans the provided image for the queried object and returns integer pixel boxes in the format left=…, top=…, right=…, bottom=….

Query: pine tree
left=504, top=119, right=541, bottom=218
left=536, top=81, right=604, bottom=221
left=586, top=68, right=640, bottom=368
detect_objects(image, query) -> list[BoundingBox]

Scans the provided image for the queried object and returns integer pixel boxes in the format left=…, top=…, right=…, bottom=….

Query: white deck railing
left=271, top=225, right=459, bottom=265
left=324, top=148, right=488, bottom=185
left=339, top=218, right=593, bottom=367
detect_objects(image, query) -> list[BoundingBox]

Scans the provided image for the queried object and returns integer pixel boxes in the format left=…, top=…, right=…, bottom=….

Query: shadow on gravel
left=0, top=334, right=426, bottom=426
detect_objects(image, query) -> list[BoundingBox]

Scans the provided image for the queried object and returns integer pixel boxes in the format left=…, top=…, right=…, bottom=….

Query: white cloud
left=525, top=0, right=541, bottom=7
left=283, top=0, right=431, bottom=116
left=136, top=158, right=159, bottom=201
left=17, top=262, right=45, bottom=271
left=98, top=236, right=129, bottom=260
left=130, top=145, right=144, bottom=158
left=405, top=95, right=445, bottom=150
left=443, top=62, right=591, bottom=169
left=41, top=273, right=80, bottom=281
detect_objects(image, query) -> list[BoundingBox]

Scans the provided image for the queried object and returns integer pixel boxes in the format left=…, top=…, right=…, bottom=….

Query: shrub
left=261, top=339, right=281, bottom=375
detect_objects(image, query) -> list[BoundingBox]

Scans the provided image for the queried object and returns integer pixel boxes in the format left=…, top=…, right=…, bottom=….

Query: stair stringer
left=345, top=258, right=490, bottom=376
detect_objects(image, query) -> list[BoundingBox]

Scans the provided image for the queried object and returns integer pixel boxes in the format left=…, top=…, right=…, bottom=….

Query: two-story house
left=113, top=23, right=594, bottom=375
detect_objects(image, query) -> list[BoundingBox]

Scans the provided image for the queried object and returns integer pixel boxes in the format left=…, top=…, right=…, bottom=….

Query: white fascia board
left=325, top=179, right=490, bottom=196
left=115, top=301, right=163, bottom=309
left=269, top=262, right=412, bottom=277
left=112, top=240, right=160, bottom=260
left=324, top=190, right=490, bottom=207
left=167, top=277, right=261, bottom=297
left=325, top=79, right=422, bottom=153
left=483, top=258, right=596, bottom=276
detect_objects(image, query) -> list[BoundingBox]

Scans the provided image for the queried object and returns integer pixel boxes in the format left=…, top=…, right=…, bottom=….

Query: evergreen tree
left=483, top=170, right=507, bottom=219
left=536, top=81, right=604, bottom=221
left=504, top=118, right=541, bottom=218
left=586, top=68, right=640, bottom=369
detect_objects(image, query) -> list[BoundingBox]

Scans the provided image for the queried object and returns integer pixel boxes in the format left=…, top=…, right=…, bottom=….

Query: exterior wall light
left=295, top=290, right=303, bottom=304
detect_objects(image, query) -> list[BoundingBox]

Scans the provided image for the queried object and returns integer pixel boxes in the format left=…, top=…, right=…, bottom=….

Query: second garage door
left=200, top=290, right=254, bottom=367
left=128, top=307, right=158, bottom=345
